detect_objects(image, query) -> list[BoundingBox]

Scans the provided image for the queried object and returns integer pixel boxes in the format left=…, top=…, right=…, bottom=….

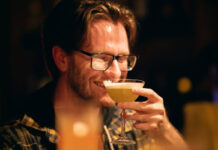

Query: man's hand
left=117, top=88, right=169, bottom=131
left=117, top=88, right=190, bottom=150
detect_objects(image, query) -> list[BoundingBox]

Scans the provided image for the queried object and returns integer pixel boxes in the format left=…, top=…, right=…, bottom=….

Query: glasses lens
left=92, top=54, right=113, bottom=70
left=118, top=55, right=137, bottom=71
left=127, top=55, right=137, bottom=71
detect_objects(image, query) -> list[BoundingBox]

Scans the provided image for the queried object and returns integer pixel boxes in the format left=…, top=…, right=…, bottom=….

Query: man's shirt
left=0, top=82, right=151, bottom=150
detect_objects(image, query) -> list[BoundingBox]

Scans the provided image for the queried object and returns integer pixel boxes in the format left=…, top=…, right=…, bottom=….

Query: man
left=0, top=0, right=189, bottom=150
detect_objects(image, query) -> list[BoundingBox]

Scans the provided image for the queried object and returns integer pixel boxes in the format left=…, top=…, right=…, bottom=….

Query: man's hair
left=42, top=0, right=137, bottom=80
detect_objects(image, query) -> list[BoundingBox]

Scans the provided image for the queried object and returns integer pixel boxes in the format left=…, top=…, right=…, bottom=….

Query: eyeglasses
left=75, top=50, right=137, bottom=71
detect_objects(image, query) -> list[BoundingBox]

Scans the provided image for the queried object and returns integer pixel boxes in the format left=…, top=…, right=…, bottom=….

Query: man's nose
left=104, top=60, right=121, bottom=79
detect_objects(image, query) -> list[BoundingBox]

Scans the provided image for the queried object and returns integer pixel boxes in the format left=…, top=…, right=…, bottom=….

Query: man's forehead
left=81, top=19, right=129, bottom=54
left=90, top=20, right=125, bottom=35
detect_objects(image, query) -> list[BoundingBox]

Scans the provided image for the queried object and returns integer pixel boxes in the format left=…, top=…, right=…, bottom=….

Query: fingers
left=117, top=102, right=165, bottom=115
left=133, top=122, right=160, bottom=130
left=117, top=102, right=144, bottom=111
left=117, top=87, right=165, bottom=115
left=124, top=112, right=163, bottom=123
left=125, top=110, right=165, bottom=131
left=124, top=112, right=164, bottom=131
left=116, top=88, right=167, bottom=131
left=132, top=88, right=163, bottom=103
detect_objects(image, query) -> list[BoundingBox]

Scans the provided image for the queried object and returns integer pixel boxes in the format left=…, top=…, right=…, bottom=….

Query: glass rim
left=103, top=78, right=145, bottom=84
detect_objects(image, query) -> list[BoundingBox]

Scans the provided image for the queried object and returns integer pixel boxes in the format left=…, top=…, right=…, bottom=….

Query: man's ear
left=52, top=46, right=69, bottom=72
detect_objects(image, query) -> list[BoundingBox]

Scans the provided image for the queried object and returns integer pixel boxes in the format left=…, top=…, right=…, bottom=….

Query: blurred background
left=0, top=0, right=218, bottom=149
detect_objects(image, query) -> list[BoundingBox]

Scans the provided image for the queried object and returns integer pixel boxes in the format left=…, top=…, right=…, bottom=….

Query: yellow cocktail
left=105, top=82, right=144, bottom=102
left=103, top=79, right=145, bottom=145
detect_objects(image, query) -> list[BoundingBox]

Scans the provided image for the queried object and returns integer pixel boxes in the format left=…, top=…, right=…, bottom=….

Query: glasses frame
left=75, top=49, right=137, bottom=71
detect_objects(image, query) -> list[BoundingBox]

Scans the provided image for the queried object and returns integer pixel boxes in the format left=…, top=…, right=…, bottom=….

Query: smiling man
left=0, top=0, right=189, bottom=150
left=65, top=20, right=128, bottom=106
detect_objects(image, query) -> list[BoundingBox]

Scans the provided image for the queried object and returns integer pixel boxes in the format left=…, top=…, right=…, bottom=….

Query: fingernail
left=132, top=88, right=139, bottom=92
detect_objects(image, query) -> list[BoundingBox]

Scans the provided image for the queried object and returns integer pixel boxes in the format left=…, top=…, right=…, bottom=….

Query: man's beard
left=67, top=59, right=99, bottom=101
left=66, top=59, right=125, bottom=107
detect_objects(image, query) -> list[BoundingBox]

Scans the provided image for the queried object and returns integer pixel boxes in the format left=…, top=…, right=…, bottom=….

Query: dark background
left=0, top=0, right=218, bottom=133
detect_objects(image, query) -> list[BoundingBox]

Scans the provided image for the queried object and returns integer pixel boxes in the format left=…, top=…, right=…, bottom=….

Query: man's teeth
left=96, top=82, right=104, bottom=87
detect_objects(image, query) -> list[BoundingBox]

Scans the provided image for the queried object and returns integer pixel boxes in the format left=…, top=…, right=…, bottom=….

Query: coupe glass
left=103, top=79, right=145, bottom=145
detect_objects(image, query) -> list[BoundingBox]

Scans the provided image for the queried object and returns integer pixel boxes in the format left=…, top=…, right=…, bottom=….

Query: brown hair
left=42, top=0, right=137, bottom=80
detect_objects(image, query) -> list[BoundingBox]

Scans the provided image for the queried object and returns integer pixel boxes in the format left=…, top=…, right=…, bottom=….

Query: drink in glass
left=103, top=79, right=145, bottom=145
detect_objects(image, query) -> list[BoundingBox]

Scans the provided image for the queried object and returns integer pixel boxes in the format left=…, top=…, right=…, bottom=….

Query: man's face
left=67, top=20, right=129, bottom=107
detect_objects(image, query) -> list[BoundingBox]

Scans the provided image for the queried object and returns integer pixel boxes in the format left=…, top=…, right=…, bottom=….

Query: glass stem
left=121, top=109, right=126, bottom=138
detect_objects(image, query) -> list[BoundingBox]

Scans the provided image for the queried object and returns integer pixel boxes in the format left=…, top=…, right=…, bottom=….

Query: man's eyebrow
left=104, top=53, right=130, bottom=56
left=93, top=51, right=130, bottom=55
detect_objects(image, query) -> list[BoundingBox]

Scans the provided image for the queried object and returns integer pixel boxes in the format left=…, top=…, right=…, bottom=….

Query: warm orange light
left=177, top=77, right=192, bottom=94
left=56, top=106, right=102, bottom=150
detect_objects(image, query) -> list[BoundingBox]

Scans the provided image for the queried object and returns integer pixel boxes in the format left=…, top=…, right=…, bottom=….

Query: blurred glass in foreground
left=55, top=104, right=103, bottom=150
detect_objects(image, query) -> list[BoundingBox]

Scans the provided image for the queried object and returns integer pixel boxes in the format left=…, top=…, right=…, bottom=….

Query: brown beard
left=66, top=55, right=128, bottom=107
left=67, top=58, right=94, bottom=100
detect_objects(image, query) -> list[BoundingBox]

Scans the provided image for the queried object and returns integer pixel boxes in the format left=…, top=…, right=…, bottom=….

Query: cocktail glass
left=103, top=79, right=145, bottom=145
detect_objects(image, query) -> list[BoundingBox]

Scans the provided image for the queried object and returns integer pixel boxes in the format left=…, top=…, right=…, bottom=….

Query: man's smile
left=94, top=81, right=105, bottom=89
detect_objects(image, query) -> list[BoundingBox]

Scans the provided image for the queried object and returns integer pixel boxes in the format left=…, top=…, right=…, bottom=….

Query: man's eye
left=95, top=55, right=111, bottom=61
left=118, top=56, right=128, bottom=62
left=100, top=56, right=111, bottom=61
